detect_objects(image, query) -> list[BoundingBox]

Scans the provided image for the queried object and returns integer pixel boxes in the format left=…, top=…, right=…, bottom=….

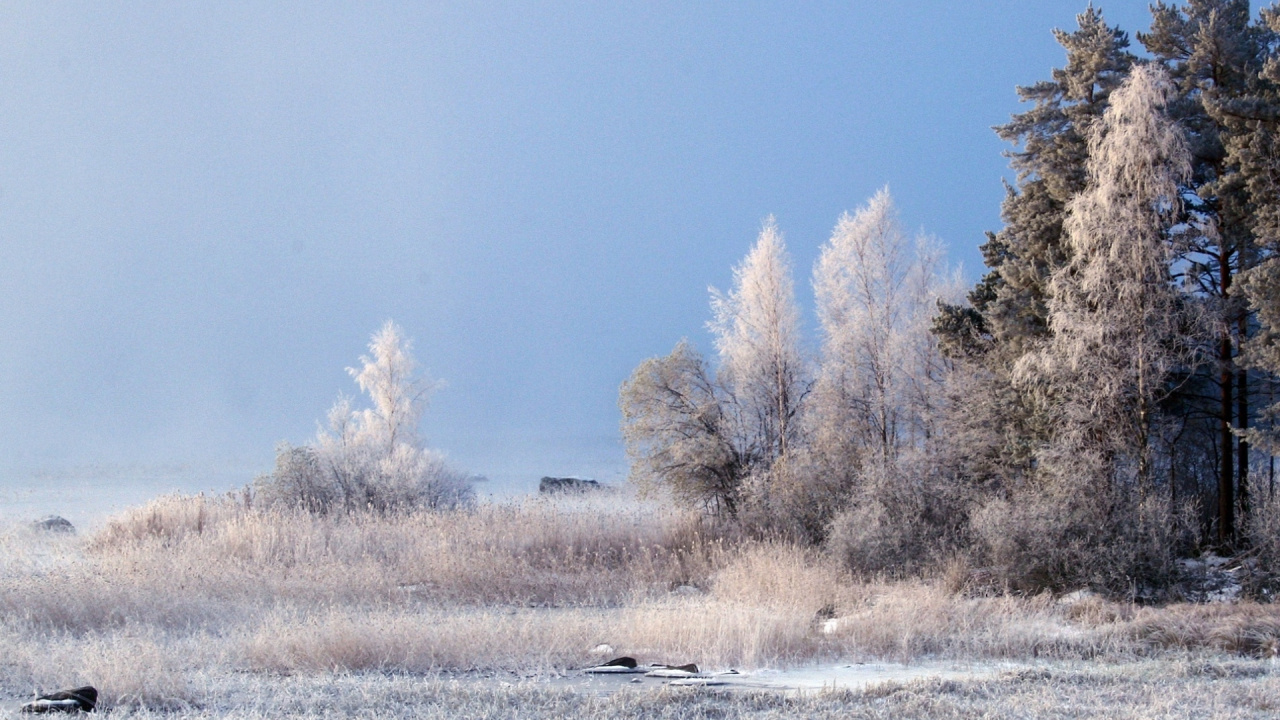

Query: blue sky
left=0, top=2, right=1172, bottom=491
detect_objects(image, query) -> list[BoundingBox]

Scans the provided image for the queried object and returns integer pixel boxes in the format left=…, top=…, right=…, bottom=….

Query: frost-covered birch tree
left=810, top=189, right=953, bottom=466
left=347, top=321, right=433, bottom=454
left=1015, top=64, right=1199, bottom=490
left=709, top=218, right=808, bottom=465
left=977, top=64, right=1205, bottom=588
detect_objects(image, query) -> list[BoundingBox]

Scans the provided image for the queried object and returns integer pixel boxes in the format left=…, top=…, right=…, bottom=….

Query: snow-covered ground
left=537, top=661, right=1012, bottom=695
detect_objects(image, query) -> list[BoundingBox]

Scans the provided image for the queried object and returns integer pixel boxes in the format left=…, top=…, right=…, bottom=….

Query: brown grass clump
left=1, top=629, right=201, bottom=711
left=1127, top=603, right=1280, bottom=656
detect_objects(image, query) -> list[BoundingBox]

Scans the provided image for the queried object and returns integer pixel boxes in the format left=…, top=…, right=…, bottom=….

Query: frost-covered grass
left=4, top=492, right=1280, bottom=714
left=5, top=662, right=1280, bottom=719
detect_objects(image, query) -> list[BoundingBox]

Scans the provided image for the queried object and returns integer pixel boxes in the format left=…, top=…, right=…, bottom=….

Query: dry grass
left=3, top=491, right=1280, bottom=713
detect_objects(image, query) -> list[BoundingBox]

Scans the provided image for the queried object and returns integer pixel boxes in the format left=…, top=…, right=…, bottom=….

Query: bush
left=1246, top=493, right=1280, bottom=594
left=972, top=481, right=1196, bottom=596
left=256, top=441, right=472, bottom=514
left=735, top=451, right=851, bottom=545
left=826, top=455, right=973, bottom=577
left=255, top=444, right=335, bottom=514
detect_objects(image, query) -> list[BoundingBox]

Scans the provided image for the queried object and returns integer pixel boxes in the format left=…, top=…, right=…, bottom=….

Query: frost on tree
left=257, top=321, right=473, bottom=513
left=621, top=220, right=807, bottom=517
left=810, top=188, right=955, bottom=467
left=346, top=321, right=433, bottom=454
left=971, top=6, right=1134, bottom=353
left=1016, top=64, right=1201, bottom=490
left=620, top=340, right=746, bottom=515
left=708, top=218, right=807, bottom=465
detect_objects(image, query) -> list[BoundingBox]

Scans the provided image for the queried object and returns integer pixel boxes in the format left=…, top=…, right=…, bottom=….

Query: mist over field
left=0, top=2, right=1159, bottom=509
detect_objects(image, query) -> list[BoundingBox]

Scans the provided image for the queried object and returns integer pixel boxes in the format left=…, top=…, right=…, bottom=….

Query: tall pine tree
left=1142, top=0, right=1270, bottom=544
left=966, top=6, right=1135, bottom=355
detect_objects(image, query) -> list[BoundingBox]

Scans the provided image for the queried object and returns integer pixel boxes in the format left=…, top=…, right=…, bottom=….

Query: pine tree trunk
left=1221, top=364, right=1235, bottom=546
left=1220, top=253, right=1236, bottom=546
left=1239, top=360, right=1249, bottom=522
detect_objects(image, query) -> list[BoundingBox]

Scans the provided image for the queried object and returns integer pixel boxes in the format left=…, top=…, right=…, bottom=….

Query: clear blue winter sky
left=0, top=2, right=1172, bottom=491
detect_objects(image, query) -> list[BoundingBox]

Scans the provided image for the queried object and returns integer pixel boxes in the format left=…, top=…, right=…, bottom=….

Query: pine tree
left=1141, top=0, right=1269, bottom=543
left=967, top=6, right=1135, bottom=354
left=931, top=6, right=1134, bottom=501
left=1230, top=5, right=1280, bottom=504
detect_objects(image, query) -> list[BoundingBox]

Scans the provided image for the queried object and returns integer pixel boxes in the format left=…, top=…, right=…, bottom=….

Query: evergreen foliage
left=968, top=6, right=1134, bottom=352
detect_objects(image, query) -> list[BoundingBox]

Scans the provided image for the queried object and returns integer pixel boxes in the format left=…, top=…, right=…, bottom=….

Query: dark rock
left=644, top=663, right=702, bottom=678
left=583, top=656, right=645, bottom=674
left=31, top=516, right=75, bottom=534
left=538, top=477, right=601, bottom=494
left=21, top=686, right=96, bottom=713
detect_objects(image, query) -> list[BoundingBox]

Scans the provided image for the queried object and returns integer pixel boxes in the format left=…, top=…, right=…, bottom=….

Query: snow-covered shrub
left=733, top=451, right=850, bottom=544
left=972, top=479, right=1195, bottom=595
left=1245, top=494, right=1280, bottom=594
left=255, top=443, right=335, bottom=514
left=826, top=455, right=973, bottom=577
left=256, top=321, right=473, bottom=513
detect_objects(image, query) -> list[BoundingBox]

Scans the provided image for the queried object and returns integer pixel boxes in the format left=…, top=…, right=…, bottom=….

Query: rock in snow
left=584, top=657, right=645, bottom=674
left=30, top=516, right=75, bottom=534
left=20, top=686, right=96, bottom=713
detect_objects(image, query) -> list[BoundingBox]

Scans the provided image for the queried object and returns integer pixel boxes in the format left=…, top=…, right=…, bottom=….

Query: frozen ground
left=6, top=488, right=1280, bottom=718
left=531, top=660, right=1012, bottom=695
left=5, top=659, right=1280, bottom=719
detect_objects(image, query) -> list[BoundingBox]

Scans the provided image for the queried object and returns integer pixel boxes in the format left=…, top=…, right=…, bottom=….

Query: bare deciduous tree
left=619, top=339, right=746, bottom=515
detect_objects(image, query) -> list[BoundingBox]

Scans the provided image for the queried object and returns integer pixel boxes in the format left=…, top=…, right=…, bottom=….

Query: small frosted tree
left=258, top=321, right=472, bottom=513
left=344, top=320, right=433, bottom=454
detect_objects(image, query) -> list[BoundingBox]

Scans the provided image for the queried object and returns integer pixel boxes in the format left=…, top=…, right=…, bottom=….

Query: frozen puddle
left=531, top=661, right=1011, bottom=695
left=710, top=662, right=1004, bottom=692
